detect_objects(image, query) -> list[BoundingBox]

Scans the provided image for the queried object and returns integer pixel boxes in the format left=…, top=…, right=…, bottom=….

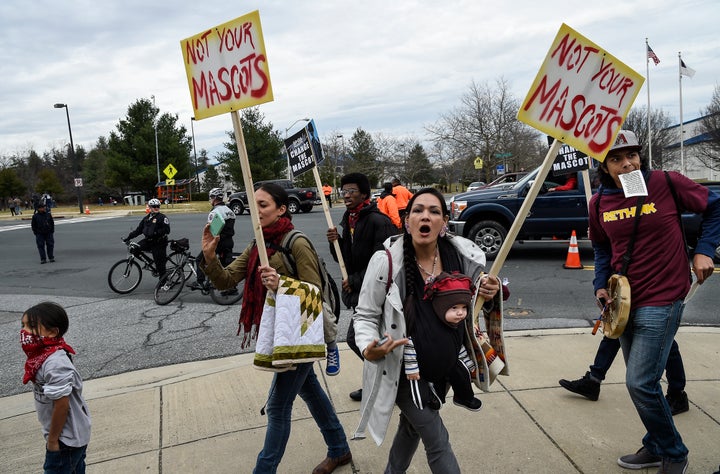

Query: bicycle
left=153, top=238, right=244, bottom=306
left=107, top=239, right=184, bottom=294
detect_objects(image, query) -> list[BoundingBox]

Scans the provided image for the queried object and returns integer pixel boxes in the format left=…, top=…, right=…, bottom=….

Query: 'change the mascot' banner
left=181, top=10, right=273, bottom=120
left=518, top=24, right=644, bottom=161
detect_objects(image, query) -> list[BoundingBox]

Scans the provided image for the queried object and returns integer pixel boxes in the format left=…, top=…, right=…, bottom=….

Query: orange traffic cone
left=563, top=230, right=583, bottom=269
left=84, top=205, right=90, bottom=214
left=145, top=204, right=150, bottom=214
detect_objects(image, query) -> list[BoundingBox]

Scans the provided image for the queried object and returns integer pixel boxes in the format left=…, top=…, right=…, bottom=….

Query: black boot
left=666, top=390, right=689, bottom=415
left=559, top=372, right=600, bottom=401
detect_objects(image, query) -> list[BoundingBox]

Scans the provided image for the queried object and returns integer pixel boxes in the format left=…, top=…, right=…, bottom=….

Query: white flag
left=680, top=59, right=695, bottom=78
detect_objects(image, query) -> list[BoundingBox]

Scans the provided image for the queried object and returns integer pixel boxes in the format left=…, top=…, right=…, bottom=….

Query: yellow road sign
left=166, top=179, right=175, bottom=186
left=163, top=164, right=177, bottom=179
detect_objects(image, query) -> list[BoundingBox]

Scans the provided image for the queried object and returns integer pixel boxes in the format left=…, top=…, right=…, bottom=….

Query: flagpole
left=646, top=38, right=653, bottom=168
left=678, top=52, right=685, bottom=175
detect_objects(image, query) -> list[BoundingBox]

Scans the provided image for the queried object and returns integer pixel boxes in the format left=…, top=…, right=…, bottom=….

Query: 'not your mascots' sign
left=180, top=10, right=273, bottom=120
left=518, top=23, right=644, bottom=161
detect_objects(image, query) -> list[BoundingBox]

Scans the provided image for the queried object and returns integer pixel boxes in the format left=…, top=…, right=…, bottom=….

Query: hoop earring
left=439, top=225, right=448, bottom=238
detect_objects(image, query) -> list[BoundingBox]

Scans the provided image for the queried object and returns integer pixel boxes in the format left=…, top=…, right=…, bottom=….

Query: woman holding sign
left=352, top=188, right=502, bottom=473
left=201, top=183, right=351, bottom=474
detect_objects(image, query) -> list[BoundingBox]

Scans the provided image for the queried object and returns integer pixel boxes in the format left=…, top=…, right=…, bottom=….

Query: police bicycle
left=107, top=238, right=184, bottom=294
left=153, top=238, right=244, bottom=306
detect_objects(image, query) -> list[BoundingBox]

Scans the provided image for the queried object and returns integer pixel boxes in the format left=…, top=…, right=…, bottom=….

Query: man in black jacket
left=31, top=202, right=55, bottom=263
left=327, top=172, right=397, bottom=400
left=125, top=198, right=171, bottom=276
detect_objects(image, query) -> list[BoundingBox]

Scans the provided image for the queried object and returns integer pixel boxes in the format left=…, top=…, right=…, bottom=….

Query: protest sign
left=518, top=23, right=644, bottom=162
left=180, top=10, right=273, bottom=121
left=283, top=120, right=347, bottom=280
left=551, top=140, right=589, bottom=177
left=180, top=11, right=274, bottom=267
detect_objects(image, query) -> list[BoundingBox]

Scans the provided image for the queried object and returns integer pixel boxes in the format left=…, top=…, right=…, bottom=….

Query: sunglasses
left=150, top=205, right=160, bottom=208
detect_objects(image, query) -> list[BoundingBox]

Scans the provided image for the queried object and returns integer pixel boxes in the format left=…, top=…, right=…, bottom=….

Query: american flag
left=647, top=44, right=660, bottom=65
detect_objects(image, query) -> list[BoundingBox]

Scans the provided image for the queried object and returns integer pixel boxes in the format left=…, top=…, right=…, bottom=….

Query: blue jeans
left=385, top=377, right=460, bottom=474
left=44, top=442, right=86, bottom=473
left=254, top=363, right=349, bottom=474
left=590, top=337, right=686, bottom=393
left=620, top=302, right=688, bottom=463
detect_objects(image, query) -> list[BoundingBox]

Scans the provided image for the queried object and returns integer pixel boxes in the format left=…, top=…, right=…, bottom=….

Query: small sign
left=284, top=128, right=315, bottom=178
left=474, top=156, right=483, bottom=170
left=496, top=164, right=505, bottom=174
left=74, top=178, right=83, bottom=187
left=163, top=164, right=177, bottom=179
left=166, top=179, right=176, bottom=186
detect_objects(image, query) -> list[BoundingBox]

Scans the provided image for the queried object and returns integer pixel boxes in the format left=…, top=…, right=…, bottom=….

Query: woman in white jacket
left=352, top=188, right=500, bottom=473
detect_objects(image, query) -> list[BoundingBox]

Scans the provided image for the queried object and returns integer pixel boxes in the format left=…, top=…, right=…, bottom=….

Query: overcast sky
left=1, top=0, right=717, bottom=160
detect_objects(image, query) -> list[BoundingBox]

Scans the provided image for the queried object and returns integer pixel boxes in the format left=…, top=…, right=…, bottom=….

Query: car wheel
left=288, top=200, right=300, bottom=214
left=230, top=201, right=245, bottom=215
left=714, top=245, right=720, bottom=263
left=468, top=220, right=507, bottom=260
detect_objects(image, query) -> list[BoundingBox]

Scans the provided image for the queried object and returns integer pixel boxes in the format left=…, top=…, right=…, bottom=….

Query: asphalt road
left=1, top=208, right=717, bottom=397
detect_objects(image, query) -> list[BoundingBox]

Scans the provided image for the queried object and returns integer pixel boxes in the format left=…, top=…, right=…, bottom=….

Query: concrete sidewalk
left=2, top=327, right=718, bottom=473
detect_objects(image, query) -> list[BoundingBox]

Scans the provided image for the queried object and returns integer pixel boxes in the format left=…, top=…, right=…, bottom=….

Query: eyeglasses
left=339, top=188, right=359, bottom=196
left=150, top=205, right=160, bottom=208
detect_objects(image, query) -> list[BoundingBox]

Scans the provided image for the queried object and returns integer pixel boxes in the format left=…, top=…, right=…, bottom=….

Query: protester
left=31, top=201, right=55, bottom=263
left=559, top=336, right=689, bottom=415
left=327, top=173, right=397, bottom=399
left=589, top=130, right=720, bottom=473
left=391, top=178, right=413, bottom=218
left=202, top=183, right=351, bottom=474
left=124, top=198, right=171, bottom=277
left=20, top=301, right=91, bottom=473
left=322, top=183, right=333, bottom=208
left=353, top=187, right=501, bottom=473
left=377, top=182, right=402, bottom=229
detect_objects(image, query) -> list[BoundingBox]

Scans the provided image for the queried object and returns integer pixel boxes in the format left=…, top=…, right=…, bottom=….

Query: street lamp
left=334, top=134, right=344, bottom=198
left=284, top=118, right=310, bottom=181
left=152, top=95, right=160, bottom=185
left=190, top=117, right=200, bottom=193
left=53, top=103, right=83, bottom=214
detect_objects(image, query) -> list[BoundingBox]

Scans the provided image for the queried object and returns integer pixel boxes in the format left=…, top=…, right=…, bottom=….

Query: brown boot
left=312, top=451, right=352, bottom=474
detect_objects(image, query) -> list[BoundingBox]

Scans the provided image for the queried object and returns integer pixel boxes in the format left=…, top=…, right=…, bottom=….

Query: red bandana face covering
left=20, top=329, right=76, bottom=384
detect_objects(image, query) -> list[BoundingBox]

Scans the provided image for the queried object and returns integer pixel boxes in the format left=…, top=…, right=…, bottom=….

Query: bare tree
left=696, top=85, right=720, bottom=173
left=622, top=107, right=674, bottom=169
left=426, top=77, right=543, bottom=184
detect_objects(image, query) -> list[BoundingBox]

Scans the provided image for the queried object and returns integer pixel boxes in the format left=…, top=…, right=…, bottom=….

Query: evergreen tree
left=106, top=98, right=192, bottom=196
left=201, top=165, right=223, bottom=191
left=216, top=108, right=285, bottom=189
left=346, top=128, right=380, bottom=187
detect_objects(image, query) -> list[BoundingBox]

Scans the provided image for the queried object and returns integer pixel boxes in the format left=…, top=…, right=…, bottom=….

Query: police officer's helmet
left=209, top=188, right=224, bottom=201
left=148, top=198, right=161, bottom=207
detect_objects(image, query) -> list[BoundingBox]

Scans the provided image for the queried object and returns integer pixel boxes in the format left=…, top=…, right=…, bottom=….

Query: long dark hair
left=401, top=187, right=450, bottom=331
left=24, top=301, right=69, bottom=337
left=257, top=182, right=292, bottom=219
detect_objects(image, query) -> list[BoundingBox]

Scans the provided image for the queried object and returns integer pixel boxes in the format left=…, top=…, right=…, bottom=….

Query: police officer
left=125, top=198, right=171, bottom=276
left=191, top=188, right=236, bottom=290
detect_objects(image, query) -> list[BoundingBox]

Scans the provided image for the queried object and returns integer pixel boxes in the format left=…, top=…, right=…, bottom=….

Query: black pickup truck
left=448, top=166, right=720, bottom=260
left=227, top=179, right=317, bottom=215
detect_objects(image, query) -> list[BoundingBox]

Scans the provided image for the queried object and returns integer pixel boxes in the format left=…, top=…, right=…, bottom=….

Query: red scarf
left=238, top=217, right=294, bottom=346
left=21, top=330, right=76, bottom=384
left=347, top=199, right=370, bottom=235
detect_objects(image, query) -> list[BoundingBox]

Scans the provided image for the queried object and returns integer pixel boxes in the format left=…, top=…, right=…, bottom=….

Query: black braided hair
left=401, top=187, right=451, bottom=334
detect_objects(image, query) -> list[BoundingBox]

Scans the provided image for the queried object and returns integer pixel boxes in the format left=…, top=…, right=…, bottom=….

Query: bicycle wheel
left=209, top=280, right=244, bottom=305
left=154, top=268, right=185, bottom=305
left=166, top=251, right=190, bottom=280
left=108, top=259, right=143, bottom=294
